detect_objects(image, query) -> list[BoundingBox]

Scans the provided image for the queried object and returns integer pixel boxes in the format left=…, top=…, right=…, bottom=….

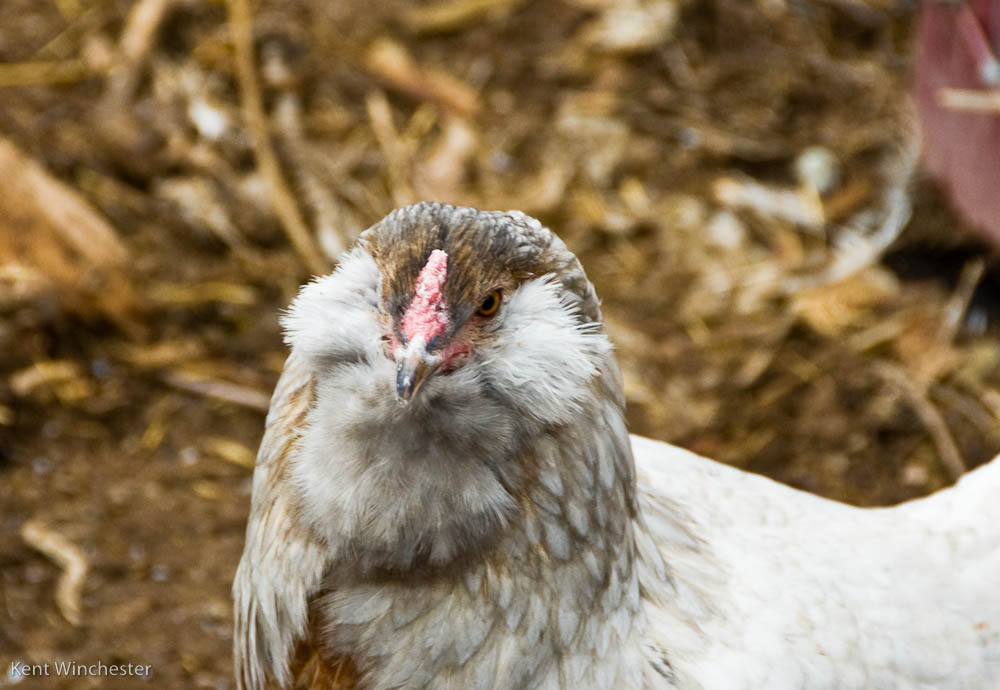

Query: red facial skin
left=390, top=250, right=476, bottom=374
left=400, top=249, right=450, bottom=345
left=436, top=342, right=473, bottom=373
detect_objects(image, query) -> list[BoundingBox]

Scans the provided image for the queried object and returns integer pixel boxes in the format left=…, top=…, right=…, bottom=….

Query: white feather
left=632, top=435, right=1000, bottom=689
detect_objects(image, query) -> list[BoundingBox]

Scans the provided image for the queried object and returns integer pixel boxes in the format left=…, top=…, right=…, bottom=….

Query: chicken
left=233, top=202, right=1000, bottom=690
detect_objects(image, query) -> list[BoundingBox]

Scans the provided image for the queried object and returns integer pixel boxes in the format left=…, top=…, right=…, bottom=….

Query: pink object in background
left=915, top=0, right=1000, bottom=248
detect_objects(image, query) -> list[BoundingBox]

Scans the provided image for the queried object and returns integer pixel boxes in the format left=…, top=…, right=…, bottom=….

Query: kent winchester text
left=10, top=660, right=152, bottom=678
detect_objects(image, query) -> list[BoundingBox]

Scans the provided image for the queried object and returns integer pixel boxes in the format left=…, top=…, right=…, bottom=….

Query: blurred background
left=2, top=0, right=1000, bottom=687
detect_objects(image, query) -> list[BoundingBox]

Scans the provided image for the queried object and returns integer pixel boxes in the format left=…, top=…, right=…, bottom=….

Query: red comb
left=401, top=249, right=450, bottom=343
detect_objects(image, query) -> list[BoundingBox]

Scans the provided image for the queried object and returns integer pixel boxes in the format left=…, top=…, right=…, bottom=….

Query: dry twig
left=10, top=361, right=83, bottom=397
left=940, top=258, right=985, bottom=343
left=203, top=437, right=256, bottom=468
left=873, top=361, right=966, bottom=481
left=161, top=369, right=271, bottom=412
left=937, top=88, right=1000, bottom=114
left=227, top=0, right=327, bottom=275
left=271, top=83, right=355, bottom=258
left=712, top=176, right=824, bottom=229
left=0, top=60, right=88, bottom=87
left=365, top=38, right=480, bottom=119
left=101, top=0, right=178, bottom=109
left=405, top=0, right=526, bottom=33
left=366, top=91, right=417, bottom=207
left=21, top=520, right=89, bottom=626
left=0, top=137, right=137, bottom=325
left=785, top=135, right=917, bottom=293
left=0, top=139, right=127, bottom=267
left=413, top=116, right=477, bottom=202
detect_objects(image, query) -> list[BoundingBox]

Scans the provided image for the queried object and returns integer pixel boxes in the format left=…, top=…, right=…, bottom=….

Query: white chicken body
left=234, top=203, right=1000, bottom=690
left=633, top=436, right=1000, bottom=689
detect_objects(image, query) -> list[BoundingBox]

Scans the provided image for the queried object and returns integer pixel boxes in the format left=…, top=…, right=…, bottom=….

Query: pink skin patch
left=400, top=249, right=451, bottom=345
left=392, top=249, right=474, bottom=373
left=437, top=341, right=472, bottom=373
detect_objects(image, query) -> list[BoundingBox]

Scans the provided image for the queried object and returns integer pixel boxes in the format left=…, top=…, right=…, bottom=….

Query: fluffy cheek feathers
left=401, top=249, right=450, bottom=344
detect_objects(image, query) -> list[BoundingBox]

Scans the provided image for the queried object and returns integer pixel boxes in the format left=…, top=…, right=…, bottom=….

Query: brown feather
left=288, top=643, right=358, bottom=690
left=234, top=353, right=334, bottom=690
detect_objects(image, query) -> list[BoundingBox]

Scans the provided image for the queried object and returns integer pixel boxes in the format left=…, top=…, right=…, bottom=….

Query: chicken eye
left=476, top=290, right=502, bottom=317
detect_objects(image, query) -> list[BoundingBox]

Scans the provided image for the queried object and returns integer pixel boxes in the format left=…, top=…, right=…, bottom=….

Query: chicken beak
left=395, top=337, right=441, bottom=403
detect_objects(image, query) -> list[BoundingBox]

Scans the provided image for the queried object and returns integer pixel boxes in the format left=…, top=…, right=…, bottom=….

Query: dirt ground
left=2, top=1, right=1000, bottom=688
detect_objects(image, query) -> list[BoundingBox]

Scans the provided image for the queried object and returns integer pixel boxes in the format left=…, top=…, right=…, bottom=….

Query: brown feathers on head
left=362, top=202, right=603, bottom=332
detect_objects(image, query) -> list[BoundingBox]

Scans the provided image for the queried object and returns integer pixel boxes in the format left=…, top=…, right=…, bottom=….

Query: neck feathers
left=314, top=387, right=645, bottom=690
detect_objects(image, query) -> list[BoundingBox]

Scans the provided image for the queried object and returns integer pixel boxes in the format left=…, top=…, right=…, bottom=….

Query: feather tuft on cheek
left=281, top=248, right=382, bottom=362
left=483, top=277, right=613, bottom=426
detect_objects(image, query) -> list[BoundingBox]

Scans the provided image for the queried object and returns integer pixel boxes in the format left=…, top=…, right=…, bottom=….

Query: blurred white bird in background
left=234, top=202, right=1000, bottom=690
